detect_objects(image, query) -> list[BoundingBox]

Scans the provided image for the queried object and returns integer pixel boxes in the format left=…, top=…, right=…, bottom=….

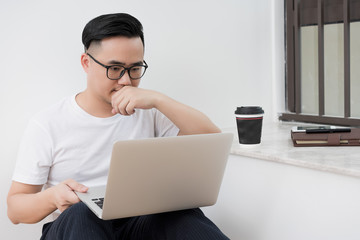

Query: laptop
left=76, top=132, right=233, bottom=220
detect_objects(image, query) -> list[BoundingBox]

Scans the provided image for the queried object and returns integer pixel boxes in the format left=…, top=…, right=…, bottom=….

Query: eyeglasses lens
left=108, top=66, right=146, bottom=80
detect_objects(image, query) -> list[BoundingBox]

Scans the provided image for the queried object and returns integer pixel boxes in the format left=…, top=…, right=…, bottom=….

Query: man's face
left=83, top=36, right=144, bottom=105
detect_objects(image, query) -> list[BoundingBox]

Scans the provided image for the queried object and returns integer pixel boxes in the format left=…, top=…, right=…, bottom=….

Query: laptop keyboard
left=92, top=198, right=104, bottom=209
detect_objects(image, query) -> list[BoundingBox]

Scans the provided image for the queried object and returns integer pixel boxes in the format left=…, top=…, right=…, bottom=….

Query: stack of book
left=291, top=126, right=360, bottom=147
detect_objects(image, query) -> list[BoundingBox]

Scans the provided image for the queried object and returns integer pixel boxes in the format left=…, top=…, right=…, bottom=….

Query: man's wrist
left=152, top=91, right=168, bottom=110
left=40, top=186, right=57, bottom=211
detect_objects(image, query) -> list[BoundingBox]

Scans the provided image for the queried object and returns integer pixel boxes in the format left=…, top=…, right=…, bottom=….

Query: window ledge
left=222, top=122, right=360, bottom=178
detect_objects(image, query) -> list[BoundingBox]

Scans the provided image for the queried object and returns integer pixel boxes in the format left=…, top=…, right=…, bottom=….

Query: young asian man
left=7, top=13, right=228, bottom=240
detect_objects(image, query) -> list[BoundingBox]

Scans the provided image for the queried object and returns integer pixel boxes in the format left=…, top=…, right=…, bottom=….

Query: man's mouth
left=111, top=88, right=120, bottom=93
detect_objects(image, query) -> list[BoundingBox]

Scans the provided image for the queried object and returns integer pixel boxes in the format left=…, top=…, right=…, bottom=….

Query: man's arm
left=7, top=179, right=88, bottom=224
left=111, top=87, right=221, bottom=135
left=154, top=95, right=220, bottom=135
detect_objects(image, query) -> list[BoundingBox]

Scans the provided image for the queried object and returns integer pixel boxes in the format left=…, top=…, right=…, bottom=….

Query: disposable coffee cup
left=235, top=106, right=264, bottom=145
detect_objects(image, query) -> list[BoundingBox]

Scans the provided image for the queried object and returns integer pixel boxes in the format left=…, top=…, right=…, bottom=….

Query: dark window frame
left=280, top=0, right=360, bottom=126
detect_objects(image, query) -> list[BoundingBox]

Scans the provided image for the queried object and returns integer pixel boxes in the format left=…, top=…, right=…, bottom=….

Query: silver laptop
left=76, top=133, right=233, bottom=220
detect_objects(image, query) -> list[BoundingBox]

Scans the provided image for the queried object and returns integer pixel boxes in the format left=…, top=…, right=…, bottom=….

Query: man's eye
left=110, top=66, right=122, bottom=72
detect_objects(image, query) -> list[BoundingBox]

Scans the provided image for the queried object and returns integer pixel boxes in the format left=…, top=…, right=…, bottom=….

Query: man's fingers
left=125, top=102, right=135, bottom=115
left=112, top=91, right=126, bottom=115
left=64, top=179, right=88, bottom=193
left=115, top=96, right=133, bottom=115
left=111, top=86, right=136, bottom=115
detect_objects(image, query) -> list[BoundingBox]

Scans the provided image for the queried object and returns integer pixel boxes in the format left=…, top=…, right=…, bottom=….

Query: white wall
left=203, top=155, right=360, bottom=240
left=0, top=0, right=284, bottom=239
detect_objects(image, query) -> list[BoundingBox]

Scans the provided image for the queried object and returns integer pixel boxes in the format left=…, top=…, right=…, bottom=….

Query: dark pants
left=40, top=202, right=229, bottom=240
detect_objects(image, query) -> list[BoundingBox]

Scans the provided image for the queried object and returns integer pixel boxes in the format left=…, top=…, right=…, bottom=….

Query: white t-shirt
left=13, top=94, right=179, bottom=190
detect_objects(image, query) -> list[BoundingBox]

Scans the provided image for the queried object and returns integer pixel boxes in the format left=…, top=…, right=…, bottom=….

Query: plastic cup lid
left=235, top=106, right=264, bottom=115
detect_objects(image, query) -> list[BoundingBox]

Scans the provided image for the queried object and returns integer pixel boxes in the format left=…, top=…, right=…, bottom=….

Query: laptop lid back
left=102, top=133, right=233, bottom=220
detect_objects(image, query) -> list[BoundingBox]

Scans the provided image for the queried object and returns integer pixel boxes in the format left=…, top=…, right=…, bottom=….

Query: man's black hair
left=82, top=13, right=144, bottom=51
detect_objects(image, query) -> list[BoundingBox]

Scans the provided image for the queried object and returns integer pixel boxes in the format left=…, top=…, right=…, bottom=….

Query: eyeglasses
left=87, top=53, right=148, bottom=80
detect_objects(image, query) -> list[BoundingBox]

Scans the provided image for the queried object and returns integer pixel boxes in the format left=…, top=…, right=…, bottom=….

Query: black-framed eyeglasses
left=87, top=53, right=148, bottom=80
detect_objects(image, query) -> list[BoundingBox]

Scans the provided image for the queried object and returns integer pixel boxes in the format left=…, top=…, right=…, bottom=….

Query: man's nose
left=117, top=70, right=132, bottom=86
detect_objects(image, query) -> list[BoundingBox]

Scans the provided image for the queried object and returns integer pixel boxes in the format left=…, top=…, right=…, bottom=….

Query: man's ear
left=80, top=53, right=90, bottom=73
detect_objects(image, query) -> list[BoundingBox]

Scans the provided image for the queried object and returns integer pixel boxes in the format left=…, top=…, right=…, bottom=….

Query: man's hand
left=110, top=86, right=220, bottom=135
left=50, top=179, right=88, bottom=212
left=7, top=179, right=88, bottom=224
left=111, top=86, right=161, bottom=115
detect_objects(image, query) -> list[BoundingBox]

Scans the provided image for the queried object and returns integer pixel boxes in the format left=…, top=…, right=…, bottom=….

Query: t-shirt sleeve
left=153, top=109, right=179, bottom=137
left=12, top=118, right=53, bottom=185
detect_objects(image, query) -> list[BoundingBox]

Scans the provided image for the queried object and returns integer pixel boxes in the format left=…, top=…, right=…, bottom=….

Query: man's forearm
left=8, top=188, right=56, bottom=224
left=110, top=86, right=220, bottom=135
left=155, top=94, right=221, bottom=135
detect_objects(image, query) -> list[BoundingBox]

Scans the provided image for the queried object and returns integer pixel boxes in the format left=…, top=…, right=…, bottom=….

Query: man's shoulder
left=31, top=95, right=73, bottom=124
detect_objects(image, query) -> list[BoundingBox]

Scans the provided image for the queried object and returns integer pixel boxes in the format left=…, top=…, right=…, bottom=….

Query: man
left=7, top=13, right=228, bottom=239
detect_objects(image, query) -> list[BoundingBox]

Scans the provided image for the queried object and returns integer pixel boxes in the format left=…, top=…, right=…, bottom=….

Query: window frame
left=280, top=0, right=360, bottom=126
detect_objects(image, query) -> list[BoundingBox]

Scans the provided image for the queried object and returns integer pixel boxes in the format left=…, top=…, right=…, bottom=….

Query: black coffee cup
left=235, top=106, right=264, bottom=144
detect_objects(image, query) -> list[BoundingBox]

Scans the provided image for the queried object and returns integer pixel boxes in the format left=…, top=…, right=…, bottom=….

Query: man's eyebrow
left=107, top=60, right=144, bottom=66
left=107, top=60, right=125, bottom=65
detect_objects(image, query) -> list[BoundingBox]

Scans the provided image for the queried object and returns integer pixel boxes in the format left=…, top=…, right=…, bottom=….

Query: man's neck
left=75, top=90, right=115, bottom=118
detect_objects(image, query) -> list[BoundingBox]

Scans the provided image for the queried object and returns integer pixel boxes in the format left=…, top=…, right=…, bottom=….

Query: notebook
left=76, top=133, right=233, bottom=220
left=291, top=128, right=360, bottom=147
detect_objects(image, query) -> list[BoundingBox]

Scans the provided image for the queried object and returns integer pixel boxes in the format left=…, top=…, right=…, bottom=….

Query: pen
left=306, top=128, right=351, bottom=134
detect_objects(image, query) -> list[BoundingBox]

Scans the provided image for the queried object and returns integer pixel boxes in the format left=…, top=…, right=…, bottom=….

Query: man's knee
left=134, top=209, right=206, bottom=234
left=41, top=202, right=114, bottom=240
left=64, top=202, right=89, bottom=216
left=57, top=202, right=97, bottom=225
left=140, top=209, right=229, bottom=240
